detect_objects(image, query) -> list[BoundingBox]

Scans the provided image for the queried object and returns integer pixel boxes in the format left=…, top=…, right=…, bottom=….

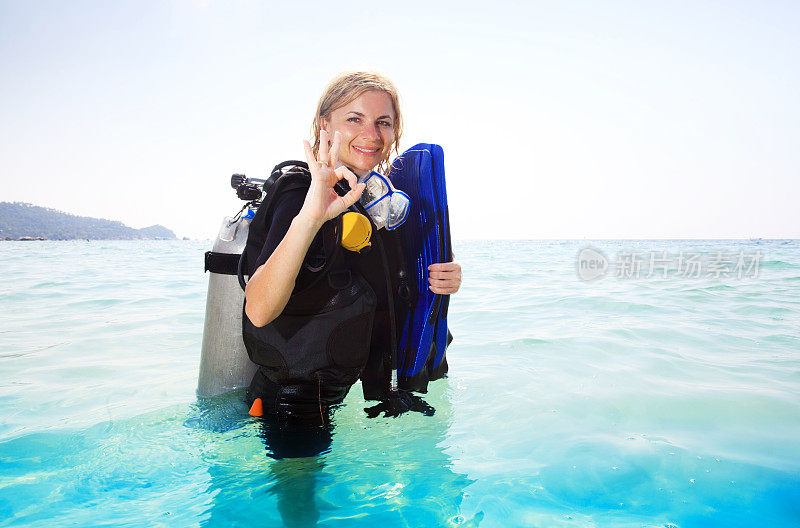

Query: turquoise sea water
left=1, top=239, right=798, bottom=527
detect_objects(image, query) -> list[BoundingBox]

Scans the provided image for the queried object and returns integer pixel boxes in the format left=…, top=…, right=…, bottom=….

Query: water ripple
left=0, top=239, right=798, bottom=527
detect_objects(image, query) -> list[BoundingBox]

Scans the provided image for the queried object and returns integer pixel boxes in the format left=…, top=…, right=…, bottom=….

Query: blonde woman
left=241, top=72, right=461, bottom=458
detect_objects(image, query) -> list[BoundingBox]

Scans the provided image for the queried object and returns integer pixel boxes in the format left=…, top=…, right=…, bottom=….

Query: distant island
left=0, top=202, right=177, bottom=241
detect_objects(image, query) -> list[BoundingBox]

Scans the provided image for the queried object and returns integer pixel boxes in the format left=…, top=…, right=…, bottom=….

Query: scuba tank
left=197, top=174, right=264, bottom=398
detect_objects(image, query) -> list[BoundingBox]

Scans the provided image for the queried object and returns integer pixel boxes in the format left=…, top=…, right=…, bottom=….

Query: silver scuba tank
left=197, top=174, right=264, bottom=398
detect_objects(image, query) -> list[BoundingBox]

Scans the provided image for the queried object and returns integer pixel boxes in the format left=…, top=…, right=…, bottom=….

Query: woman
left=241, top=72, right=461, bottom=457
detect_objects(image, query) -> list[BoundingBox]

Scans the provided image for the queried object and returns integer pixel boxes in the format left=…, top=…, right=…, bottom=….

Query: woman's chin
left=341, top=162, right=373, bottom=177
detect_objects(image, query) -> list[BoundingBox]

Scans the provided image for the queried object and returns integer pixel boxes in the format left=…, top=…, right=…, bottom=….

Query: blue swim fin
left=429, top=144, right=452, bottom=375
left=388, top=143, right=450, bottom=392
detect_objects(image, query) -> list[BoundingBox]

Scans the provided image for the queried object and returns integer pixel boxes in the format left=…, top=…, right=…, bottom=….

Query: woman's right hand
left=300, top=130, right=365, bottom=226
left=245, top=132, right=366, bottom=328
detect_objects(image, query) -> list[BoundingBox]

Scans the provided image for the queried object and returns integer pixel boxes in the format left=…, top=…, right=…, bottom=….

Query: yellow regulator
left=340, top=212, right=372, bottom=253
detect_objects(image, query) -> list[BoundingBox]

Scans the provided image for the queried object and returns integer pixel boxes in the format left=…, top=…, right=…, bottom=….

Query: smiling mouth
left=353, top=146, right=380, bottom=154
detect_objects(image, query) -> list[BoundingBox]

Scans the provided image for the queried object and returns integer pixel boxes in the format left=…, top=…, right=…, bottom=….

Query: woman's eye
left=346, top=117, right=391, bottom=127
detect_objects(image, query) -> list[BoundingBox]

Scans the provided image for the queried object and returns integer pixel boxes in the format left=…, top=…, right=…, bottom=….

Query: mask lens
left=366, top=196, right=390, bottom=230
left=386, top=191, right=410, bottom=230
left=361, top=172, right=389, bottom=208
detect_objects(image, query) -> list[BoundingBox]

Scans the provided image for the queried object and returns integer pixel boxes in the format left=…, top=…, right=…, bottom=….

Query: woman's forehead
left=336, top=91, right=394, bottom=117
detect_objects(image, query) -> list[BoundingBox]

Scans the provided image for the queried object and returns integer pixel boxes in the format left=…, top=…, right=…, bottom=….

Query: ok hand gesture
left=300, top=130, right=365, bottom=226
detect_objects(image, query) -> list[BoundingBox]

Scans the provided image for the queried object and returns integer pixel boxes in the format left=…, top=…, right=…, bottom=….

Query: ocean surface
left=0, top=239, right=798, bottom=528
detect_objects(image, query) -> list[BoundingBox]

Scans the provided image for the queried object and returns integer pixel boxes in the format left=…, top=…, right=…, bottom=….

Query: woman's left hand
left=428, top=258, right=462, bottom=295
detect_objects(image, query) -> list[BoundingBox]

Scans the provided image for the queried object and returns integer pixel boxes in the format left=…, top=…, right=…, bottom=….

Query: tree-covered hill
left=0, top=202, right=176, bottom=240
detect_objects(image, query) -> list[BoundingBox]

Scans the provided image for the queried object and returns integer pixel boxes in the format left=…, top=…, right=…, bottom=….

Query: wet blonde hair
left=311, top=71, right=403, bottom=175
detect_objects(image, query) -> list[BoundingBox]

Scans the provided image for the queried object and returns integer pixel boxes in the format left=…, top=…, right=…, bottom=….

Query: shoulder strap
left=264, top=160, right=310, bottom=196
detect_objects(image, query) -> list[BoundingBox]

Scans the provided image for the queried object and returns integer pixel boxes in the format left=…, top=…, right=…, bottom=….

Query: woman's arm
left=244, top=130, right=364, bottom=327
left=244, top=212, right=322, bottom=327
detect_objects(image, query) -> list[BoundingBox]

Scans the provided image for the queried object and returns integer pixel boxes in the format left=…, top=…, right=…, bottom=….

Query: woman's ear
left=320, top=118, right=329, bottom=133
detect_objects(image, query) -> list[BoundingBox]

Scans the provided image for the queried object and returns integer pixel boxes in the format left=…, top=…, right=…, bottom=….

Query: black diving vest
left=240, top=163, right=383, bottom=388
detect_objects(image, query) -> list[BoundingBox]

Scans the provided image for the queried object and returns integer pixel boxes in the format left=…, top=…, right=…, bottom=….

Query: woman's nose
left=360, top=123, right=381, bottom=143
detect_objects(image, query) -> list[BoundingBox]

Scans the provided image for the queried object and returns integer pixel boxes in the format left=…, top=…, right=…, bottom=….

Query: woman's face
left=322, top=90, right=395, bottom=176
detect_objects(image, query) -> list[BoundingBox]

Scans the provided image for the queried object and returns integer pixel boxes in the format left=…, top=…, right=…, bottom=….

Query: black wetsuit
left=242, top=175, right=395, bottom=458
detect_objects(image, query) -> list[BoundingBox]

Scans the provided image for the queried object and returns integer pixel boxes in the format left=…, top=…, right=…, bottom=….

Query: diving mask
left=359, top=171, right=410, bottom=231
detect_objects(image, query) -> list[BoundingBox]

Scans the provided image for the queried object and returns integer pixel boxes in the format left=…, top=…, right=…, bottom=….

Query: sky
left=1, top=0, right=799, bottom=240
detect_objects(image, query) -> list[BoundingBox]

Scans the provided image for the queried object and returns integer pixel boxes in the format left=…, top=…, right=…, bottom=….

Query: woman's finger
left=329, top=131, right=341, bottom=168
left=303, top=139, right=318, bottom=176
left=340, top=165, right=358, bottom=189
left=428, top=261, right=460, bottom=272
left=350, top=182, right=365, bottom=202
left=428, top=270, right=462, bottom=280
left=429, top=277, right=460, bottom=289
left=340, top=182, right=365, bottom=209
left=429, top=275, right=460, bottom=287
left=318, top=129, right=329, bottom=166
left=428, top=262, right=461, bottom=272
